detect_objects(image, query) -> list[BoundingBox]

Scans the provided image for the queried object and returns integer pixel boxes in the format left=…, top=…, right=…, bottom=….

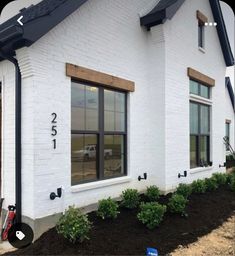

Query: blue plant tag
left=146, top=247, right=158, bottom=256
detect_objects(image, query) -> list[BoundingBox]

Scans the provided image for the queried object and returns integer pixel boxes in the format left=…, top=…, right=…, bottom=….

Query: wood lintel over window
left=66, top=63, right=135, bottom=92
left=226, top=119, right=231, bottom=124
left=187, top=68, right=215, bottom=87
left=196, top=10, right=208, bottom=25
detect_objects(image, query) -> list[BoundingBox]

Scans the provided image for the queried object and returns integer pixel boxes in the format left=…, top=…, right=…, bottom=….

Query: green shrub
left=229, top=176, right=235, bottom=192
left=137, top=202, right=166, bottom=229
left=97, top=197, right=119, bottom=220
left=226, top=172, right=235, bottom=185
left=146, top=186, right=160, bottom=201
left=212, top=173, right=227, bottom=186
left=167, top=194, right=188, bottom=214
left=191, top=179, right=207, bottom=194
left=121, top=189, right=139, bottom=209
left=56, top=206, right=91, bottom=243
left=205, top=177, right=218, bottom=191
left=176, top=183, right=192, bottom=198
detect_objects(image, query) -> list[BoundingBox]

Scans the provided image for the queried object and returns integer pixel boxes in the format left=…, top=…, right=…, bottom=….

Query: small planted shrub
left=205, top=177, right=218, bottom=191
left=191, top=179, right=207, bottom=194
left=56, top=206, right=91, bottom=243
left=97, top=197, right=119, bottom=220
left=226, top=172, right=235, bottom=185
left=229, top=176, right=235, bottom=192
left=146, top=186, right=160, bottom=201
left=176, top=183, right=192, bottom=198
left=137, top=202, right=166, bottom=229
left=212, top=173, right=227, bottom=186
left=167, top=194, right=188, bottom=215
left=121, top=189, right=139, bottom=209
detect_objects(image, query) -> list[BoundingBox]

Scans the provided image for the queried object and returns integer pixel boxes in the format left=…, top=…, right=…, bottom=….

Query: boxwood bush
left=56, top=206, right=92, bottom=243
left=146, top=186, right=160, bottom=201
left=229, top=176, right=235, bottom=192
left=97, top=197, right=119, bottom=220
left=205, top=177, right=218, bottom=191
left=191, top=179, right=207, bottom=194
left=121, top=189, right=140, bottom=209
left=137, top=202, right=166, bottom=229
left=212, top=173, right=227, bottom=186
left=176, top=183, right=192, bottom=198
left=167, top=194, right=188, bottom=214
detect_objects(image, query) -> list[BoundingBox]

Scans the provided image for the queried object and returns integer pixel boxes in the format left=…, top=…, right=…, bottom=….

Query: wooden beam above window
left=187, top=67, right=215, bottom=87
left=226, top=119, right=231, bottom=124
left=196, top=10, right=208, bottom=25
left=66, top=63, right=135, bottom=92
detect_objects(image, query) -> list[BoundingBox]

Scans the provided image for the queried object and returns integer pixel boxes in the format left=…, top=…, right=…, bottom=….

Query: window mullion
left=99, top=88, right=104, bottom=180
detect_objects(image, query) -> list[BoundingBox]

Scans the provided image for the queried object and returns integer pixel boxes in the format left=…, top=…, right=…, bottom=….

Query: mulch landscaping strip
left=5, top=186, right=235, bottom=255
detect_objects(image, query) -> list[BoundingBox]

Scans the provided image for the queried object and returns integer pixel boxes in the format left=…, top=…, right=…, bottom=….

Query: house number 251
left=51, top=113, right=57, bottom=149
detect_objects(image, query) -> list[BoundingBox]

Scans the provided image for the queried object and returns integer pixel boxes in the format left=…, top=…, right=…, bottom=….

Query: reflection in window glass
left=104, top=90, right=125, bottom=132
left=104, top=135, right=124, bottom=177
left=200, top=85, right=209, bottom=99
left=200, top=136, right=209, bottom=166
left=225, top=122, right=230, bottom=151
left=190, top=80, right=199, bottom=95
left=200, top=105, right=209, bottom=134
left=190, top=136, right=197, bottom=168
left=71, top=82, right=98, bottom=131
left=190, top=103, right=199, bottom=134
left=71, top=134, right=97, bottom=185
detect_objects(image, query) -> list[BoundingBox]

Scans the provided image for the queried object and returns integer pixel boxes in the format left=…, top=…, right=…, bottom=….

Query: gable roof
left=140, top=0, right=234, bottom=67
left=0, top=0, right=87, bottom=60
left=225, top=77, right=235, bottom=111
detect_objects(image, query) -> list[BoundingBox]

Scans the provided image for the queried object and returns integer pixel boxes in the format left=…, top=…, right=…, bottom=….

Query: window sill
left=190, top=94, right=212, bottom=105
left=198, top=47, right=206, bottom=53
left=190, top=166, right=213, bottom=174
left=71, top=176, right=132, bottom=193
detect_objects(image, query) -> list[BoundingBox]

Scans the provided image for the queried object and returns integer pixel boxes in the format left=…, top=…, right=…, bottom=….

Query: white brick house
left=0, top=0, right=234, bottom=238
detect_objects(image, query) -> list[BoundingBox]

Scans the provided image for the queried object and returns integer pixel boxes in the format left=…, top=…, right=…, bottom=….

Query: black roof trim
left=140, top=0, right=185, bottom=29
left=0, top=0, right=88, bottom=60
left=141, top=0, right=234, bottom=67
left=209, top=0, right=234, bottom=67
left=225, top=77, right=235, bottom=111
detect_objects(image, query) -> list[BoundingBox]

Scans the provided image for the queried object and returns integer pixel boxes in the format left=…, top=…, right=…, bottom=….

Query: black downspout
left=1, top=53, right=22, bottom=223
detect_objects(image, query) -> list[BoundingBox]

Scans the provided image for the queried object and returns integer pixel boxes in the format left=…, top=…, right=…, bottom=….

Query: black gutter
left=0, top=51, right=22, bottom=223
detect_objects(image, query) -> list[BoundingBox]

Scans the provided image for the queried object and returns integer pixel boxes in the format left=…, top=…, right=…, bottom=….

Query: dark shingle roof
left=0, top=0, right=88, bottom=60
left=226, top=77, right=235, bottom=110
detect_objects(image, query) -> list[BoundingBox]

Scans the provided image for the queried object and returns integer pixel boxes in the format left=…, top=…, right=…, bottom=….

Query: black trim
left=140, top=0, right=185, bottom=29
left=225, top=77, right=235, bottom=111
left=209, top=0, right=234, bottom=67
left=0, top=51, right=22, bottom=223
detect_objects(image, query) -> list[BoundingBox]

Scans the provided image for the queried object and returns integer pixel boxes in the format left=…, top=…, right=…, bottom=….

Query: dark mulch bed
left=5, top=186, right=235, bottom=256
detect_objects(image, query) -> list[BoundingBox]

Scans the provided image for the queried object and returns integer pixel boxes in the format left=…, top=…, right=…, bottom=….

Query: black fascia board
left=209, top=0, right=234, bottom=67
left=140, top=0, right=185, bottom=29
left=0, top=0, right=88, bottom=57
left=225, top=77, right=235, bottom=110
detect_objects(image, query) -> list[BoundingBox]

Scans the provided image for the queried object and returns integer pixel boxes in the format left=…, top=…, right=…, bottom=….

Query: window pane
left=104, top=111, right=115, bottom=131
left=225, top=123, right=230, bottom=150
left=104, top=90, right=115, bottom=111
left=115, top=112, right=125, bottom=131
left=190, top=135, right=197, bottom=168
left=190, top=103, right=199, bottom=134
left=200, top=136, right=209, bottom=166
left=198, top=24, right=204, bottom=48
left=190, top=80, right=199, bottom=95
left=104, top=135, right=124, bottom=178
left=85, top=86, right=98, bottom=130
left=200, top=105, right=210, bottom=134
left=71, top=83, right=85, bottom=130
left=71, top=134, right=97, bottom=185
left=200, top=84, right=210, bottom=98
left=115, top=92, right=125, bottom=113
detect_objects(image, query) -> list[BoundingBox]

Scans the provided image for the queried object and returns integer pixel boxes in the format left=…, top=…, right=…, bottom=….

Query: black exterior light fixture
left=178, top=170, right=187, bottom=178
left=219, top=162, right=226, bottom=168
left=50, top=187, right=62, bottom=200
left=138, top=173, right=147, bottom=181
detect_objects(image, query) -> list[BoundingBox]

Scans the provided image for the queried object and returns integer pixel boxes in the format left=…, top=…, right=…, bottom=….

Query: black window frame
left=225, top=121, right=230, bottom=151
left=71, top=79, right=128, bottom=185
left=190, top=101, right=211, bottom=168
left=198, top=22, right=205, bottom=49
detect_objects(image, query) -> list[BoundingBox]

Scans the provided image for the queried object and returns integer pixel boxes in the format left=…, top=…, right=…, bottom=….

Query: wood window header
left=226, top=119, right=231, bottom=124
left=197, top=10, right=208, bottom=25
left=66, top=63, right=135, bottom=92
left=187, top=67, right=215, bottom=87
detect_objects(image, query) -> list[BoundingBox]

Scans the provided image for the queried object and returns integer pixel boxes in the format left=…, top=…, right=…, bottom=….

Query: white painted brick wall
left=0, top=0, right=232, bottom=221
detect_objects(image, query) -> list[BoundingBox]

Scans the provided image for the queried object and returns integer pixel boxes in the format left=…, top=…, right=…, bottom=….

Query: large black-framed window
left=190, top=102, right=210, bottom=168
left=71, top=81, right=127, bottom=185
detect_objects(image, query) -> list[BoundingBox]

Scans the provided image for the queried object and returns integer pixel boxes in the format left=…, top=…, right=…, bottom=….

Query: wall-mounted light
left=138, top=173, right=147, bottom=181
left=178, top=171, right=187, bottom=178
left=219, top=162, right=226, bottom=168
left=50, top=187, right=62, bottom=200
